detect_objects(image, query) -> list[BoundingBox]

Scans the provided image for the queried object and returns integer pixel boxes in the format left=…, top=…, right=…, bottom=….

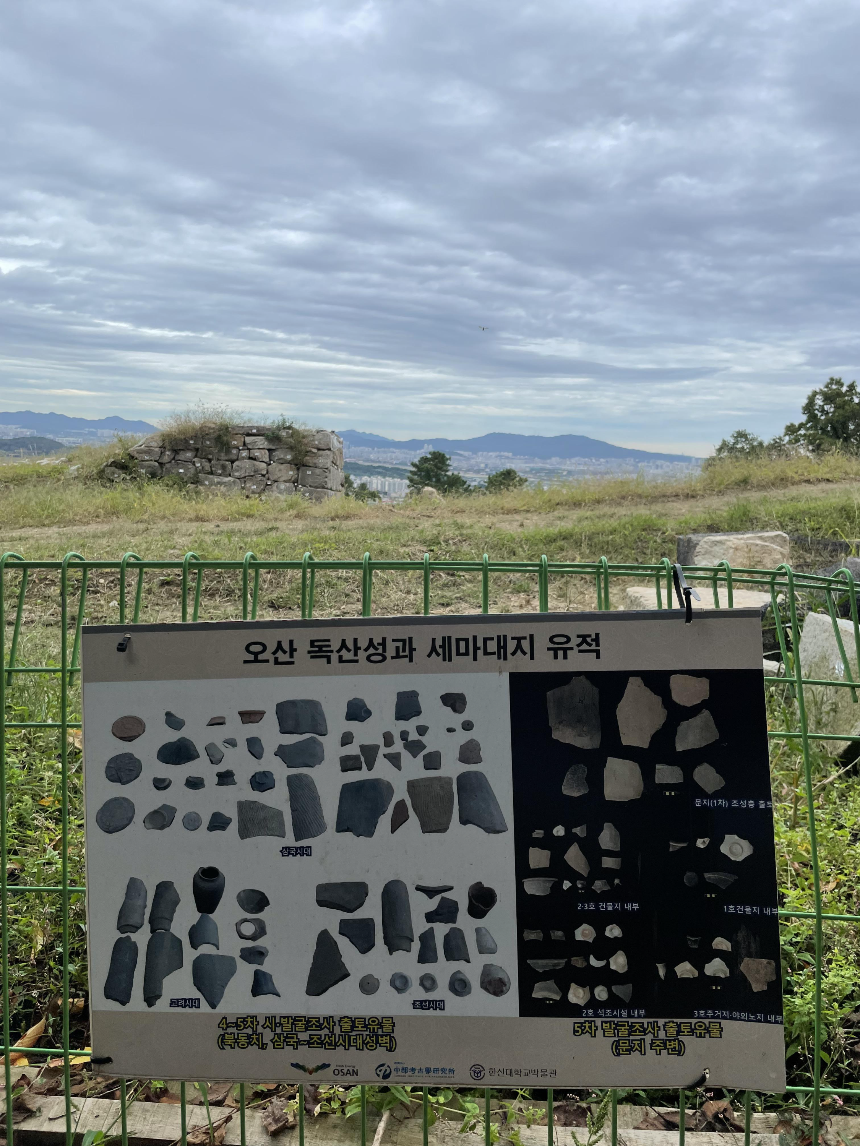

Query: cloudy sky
left=1, top=0, right=858, bottom=453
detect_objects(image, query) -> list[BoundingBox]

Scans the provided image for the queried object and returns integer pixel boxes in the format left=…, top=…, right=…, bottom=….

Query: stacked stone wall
left=126, top=426, right=344, bottom=500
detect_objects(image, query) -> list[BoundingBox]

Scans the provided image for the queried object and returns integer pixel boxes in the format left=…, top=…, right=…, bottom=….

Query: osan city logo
left=375, top=1064, right=392, bottom=1080
left=333, top=1066, right=359, bottom=1077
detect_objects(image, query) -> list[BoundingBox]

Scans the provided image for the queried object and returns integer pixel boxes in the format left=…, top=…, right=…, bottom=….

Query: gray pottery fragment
left=383, top=731, right=394, bottom=747
left=336, top=778, right=394, bottom=837
left=443, top=927, right=470, bottom=962
left=383, top=752, right=402, bottom=770
left=252, top=969, right=280, bottom=997
left=562, top=764, right=589, bottom=798
left=419, top=973, right=438, bottom=992
left=189, top=914, right=220, bottom=950
left=182, top=811, right=202, bottom=831
left=527, top=959, right=566, bottom=971
left=359, top=974, right=379, bottom=994
left=480, top=964, right=510, bottom=997
left=390, top=972, right=412, bottom=993
left=416, top=884, right=454, bottom=897
left=239, top=710, right=265, bottom=724
left=604, top=758, right=644, bottom=802
left=440, top=692, right=467, bottom=714
left=341, top=731, right=354, bottom=746
left=207, top=716, right=226, bottom=726
left=117, top=877, right=147, bottom=933
left=316, top=882, right=369, bottom=912
left=157, top=738, right=199, bottom=766
left=216, top=770, right=236, bottom=786
left=205, top=742, right=225, bottom=766
left=404, top=740, right=426, bottom=758
left=236, top=917, right=267, bottom=940
left=523, top=878, right=556, bottom=895
left=360, top=744, right=380, bottom=770
left=207, top=812, right=232, bottom=831
left=656, top=765, right=684, bottom=784
left=143, top=804, right=176, bottom=830
left=670, top=675, right=710, bottom=706
left=395, top=690, right=422, bottom=720
left=276, top=699, right=328, bottom=735
left=547, top=677, right=601, bottom=749
left=96, top=796, right=135, bottom=834
left=250, top=770, right=275, bottom=792
left=407, top=776, right=454, bottom=833
left=276, top=737, right=325, bottom=769
left=104, top=935, right=138, bottom=1005
left=458, top=739, right=482, bottom=765
left=391, top=798, right=409, bottom=832
left=425, top=896, right=458, bottom=923
left=382, top=879, right=413, bottom=952
left=237, top=888, right=270, bottom=913
left=246, top=737, right=264, bottom=759
left=185, top=776, right=205, bottom=790
left=306, top=929, right=350, bottom=995
left=599, top=822, right=621, bottom=850
left=193, top=867, right=225, bottom=913
left=239, top=945, right=268, bottom=964
left=339, top=917, right=375, bottom=953
left=345, top=698, right=372, bottom=722
left=149, top=881, right=180, bottom=932
left=564, top=842, right=589, bottom=876
left=616, top=678, right=667, bottom=748
left=340, top=754, right=363, bottom=772
left=223, top=737, right=237, bottom=748
left=676, top=710, right=719, bottom=752
left=456, top=771, right=508, bottom=833
left=462, top=720, right=474, bottom=731
left=237, top=800, right=286, bottom=839
left=112, top=715, right=145, bottom=742
left=475, top=927, right=497, bottom=954
left=105, top=752, right=142, bottom=785
left=192, top=953, right=237, bottom=1009
left=449, top=971, right=471, bottom=997
left=416, top=724, right=429, bottom=736
left=143, top=930, right=183, bottom=1007
left=422, top=750, right=441, bottom=770
left=740, top=957, right=776, bottom=992
left=612, top=984, right=633, bottom=1002
left=287, top=774, right=327, bottom=840
left=532, top=980, right=561, bottom=1001
left=467, top=882, right=497, bottom=919
left=153, top=777, right=172, bottom=791
left=693, top=763, right=725, bottom=793
left=704, top=871, right=738, bottom=889
left=418, top=928, right=438, bottom=963
left=400, top=730, right=409, bottom=741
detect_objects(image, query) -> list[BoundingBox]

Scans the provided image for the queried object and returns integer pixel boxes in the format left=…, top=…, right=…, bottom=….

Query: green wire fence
left=2, top=552, right=859, bottom=1146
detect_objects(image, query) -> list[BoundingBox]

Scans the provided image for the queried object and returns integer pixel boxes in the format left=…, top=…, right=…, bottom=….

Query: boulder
left=243, top=475, right=268, bottom=493
left=676, top=531, right=790, bottom=569
left=269, top=463, right=297, bottom=482
left=162, top=461, right=199, bottom=482
left=233, top=458, right=268, bottom=480
left=798, top=611, right=860, bottom=759
left=198, top=475, right=241, bottom=492
left=270, top=481, right=297, bottom=496
left=129, top=446, right=162, bottom=462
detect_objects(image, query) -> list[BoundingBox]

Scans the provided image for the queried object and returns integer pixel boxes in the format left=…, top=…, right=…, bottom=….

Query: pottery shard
left=655, top=764, right=684, bottom=784
left=693, top=763, right=725, bottom=794
left=529, top=848, right=551, bottom=869
left=240, top=945, right=269, bottom=964
left=287, top=774, right=327, bottom=840
left=457, top=771, right=508, bottom=833
left=205, top=742, right=224, bottom=766
left=276, top=737, right=324, bottom=768
left=383, top=752, right=402, bottom=770
left=599, top=822, right=621, bottom=850
left=475, top=926, right=497, bottom=954
left=164, top=711, right=185, bottom=730
left=276, top=699, right=328, bottom=736
left=216, top=770, right=236, bottom=786
left=676, top=710, right=719, bottom=751
left=383, top=731, right=394, bottom=747
left=143, top=930, right=183, bottom=1007
left=340, top=754, right=363, bottom=772
left=547, top=677, right=601, bottom=748
left=112, top=715, right=146, bottom=742
left=105, top=752, right=142, bottom=785
left=341, top=731, right=354, bottom=746
left=440, top=692, right=467, bottom=714
left=185, top=776, right=205, bottom=790
left=339, top=917, right=375, bottom=953
left=96, top=796, right=136, bottom=833
left=740, top=957, right=776, bottom=992
left=419, top=973, right=438, bottom=992
left=104, top=935, right=138, bottom=1005
left=480, top=964, right=510, bottom=997
left=404, top=739, right=426, bottom=758
left=236, top=800, right=286, bottom=839
left=532, top=980, right=562, bottom=1001
left=390, top=972, right=412, bottom=993
left=407, top=776, right=455, bottom=833
left=237, top=888, right=270, bottom=913
left=188, top=914, right=220, bottom=951
left=116, top=877, right=147, bottom=933
left=192, top=953, right=237, bottom=1009
left=564, top=842, right=590, bottom=876
left=418, top=927, right=438, bottom=963
left=306, top=929, right=350, bottom=996
left=250, top=770, right=275, bottom=792
left=395, top=690, right=422, bottom=720
left=390, top=798, right=409, bottom=833
left=246, top=736, right=264, bottom=759
left=207, top=716, right=226, bottom=726
left=360, top=744, right=380, bottom=770
left=382, top=879, right=414, bottom=953
left=443, top=927, right=470, bottom=962
left=449, top=971, right=471, bottom=997
left=359, top=974, right=380, bottom=994
left=207, top=812, right=232, bottom=831
left=604, top=758, right=643, bottom=802
left=523, top=877, right=556, bottom=895
left=458, top=739, right=482, bottom=765
left=562, top=764, right=589, bottom=797
left=157, top=738, right=200, bottom=766
left=616, top=677, right=667, bottom=748
left=183, top=811, right=202, bottom=832
left=252, top=969, right=281, bottom=997
left=144, top=804, right=176, bottom=830
left=670, top=675, right=710, bottom=706
left=316, top=882, right=369, bottom=912
left=239, top=710, right=265, bottom=724
left=422, top=750, right=441, bottom=770
left=345, top=698, right=372, bottom=722
left=336, top=778, right=394, bottom=837
left=425, top=896, right=459, bottom=924
left=153, top=777, right=172, bottom=790
left=705, top=957, right=730, bottom=977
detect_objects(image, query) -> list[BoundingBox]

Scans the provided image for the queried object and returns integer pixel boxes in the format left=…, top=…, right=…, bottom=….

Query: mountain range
left=0, top=410, right=157, bottom=434
left=338, top=430, right=697, bottom=462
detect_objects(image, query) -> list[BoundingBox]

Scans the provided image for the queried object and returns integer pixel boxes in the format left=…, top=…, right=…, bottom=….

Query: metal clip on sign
left=116, top=633, right=131, bottom=652
left=672, top=564, right=701, bottom=624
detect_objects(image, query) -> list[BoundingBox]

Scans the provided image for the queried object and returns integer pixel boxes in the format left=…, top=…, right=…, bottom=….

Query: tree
left=712, top=430, right=766, bottom=459
left=344, top=473, right=382, bottom=502
left=407, top=451, right=470, bottom=494
left=784, top=377, right=860, bottom=453
left=485, top=467, right=527, bottom=493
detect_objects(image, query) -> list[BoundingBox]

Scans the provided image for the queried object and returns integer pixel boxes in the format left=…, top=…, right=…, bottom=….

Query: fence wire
left=2, top=552, right=859, bottom=1146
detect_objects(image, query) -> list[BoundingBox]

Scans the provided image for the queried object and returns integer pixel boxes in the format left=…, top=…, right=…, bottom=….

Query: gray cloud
left=1, top=0, right=859, bottom=451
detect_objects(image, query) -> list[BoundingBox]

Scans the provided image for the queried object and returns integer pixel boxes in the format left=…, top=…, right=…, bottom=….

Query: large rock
left=198, top=475, right=241, bottom=492
left=269, top=463, right=297, bottom=482
left=798, top=611, right=860, bottom=758
left=676, top=531, right=790, bottom=568
left=162, top=461, right=199, bottom=483
left=233, top=458, right=268, bottom=480
left=623, top=586, right=773, bottom=612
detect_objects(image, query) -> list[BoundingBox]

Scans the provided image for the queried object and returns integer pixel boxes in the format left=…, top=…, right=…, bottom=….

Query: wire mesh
left=2, top=552, right=859, bottom=1146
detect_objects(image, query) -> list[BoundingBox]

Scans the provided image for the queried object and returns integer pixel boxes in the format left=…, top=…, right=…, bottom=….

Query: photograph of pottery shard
left=509, top=670, right=782, bottom=1020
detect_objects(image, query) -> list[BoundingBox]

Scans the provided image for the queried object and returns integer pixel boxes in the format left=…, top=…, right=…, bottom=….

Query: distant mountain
left=0, top=411, right=157, bottom=434
left=339, top=430, right=696, bottom=463
left=0, top=436, right=65, bottom=454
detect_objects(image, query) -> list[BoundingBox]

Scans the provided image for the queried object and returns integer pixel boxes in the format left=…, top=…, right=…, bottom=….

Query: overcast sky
left=1, top=0, right=858, bottom=452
